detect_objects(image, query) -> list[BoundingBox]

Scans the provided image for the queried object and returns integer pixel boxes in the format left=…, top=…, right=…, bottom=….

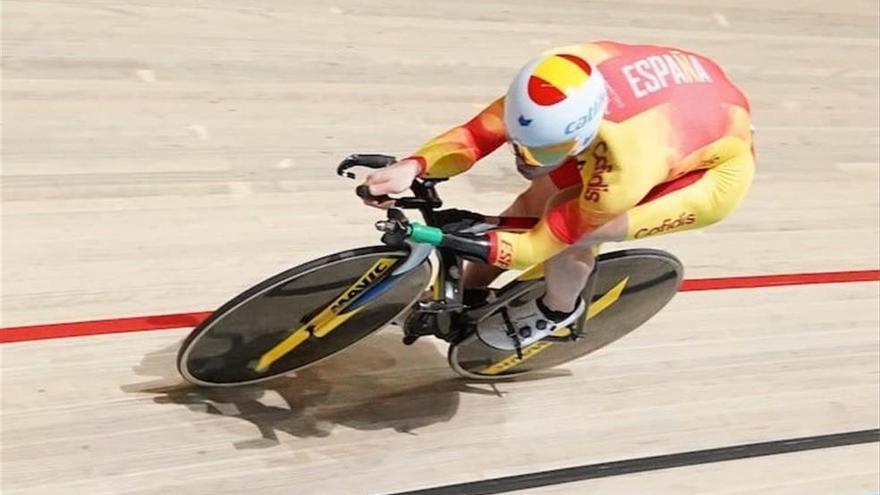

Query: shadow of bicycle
left=122, top=331, right=526, bottom=449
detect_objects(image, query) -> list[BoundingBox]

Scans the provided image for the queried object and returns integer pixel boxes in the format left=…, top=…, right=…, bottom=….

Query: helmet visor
left=510, top=139, right=578, bottom=168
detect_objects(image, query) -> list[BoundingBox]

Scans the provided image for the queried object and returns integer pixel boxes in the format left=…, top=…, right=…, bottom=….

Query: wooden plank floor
left=2, top=0, right=878, bottom=493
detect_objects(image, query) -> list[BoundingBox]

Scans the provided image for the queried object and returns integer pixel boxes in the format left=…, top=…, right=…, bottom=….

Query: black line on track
left=383, top=428, right=880, bottom=495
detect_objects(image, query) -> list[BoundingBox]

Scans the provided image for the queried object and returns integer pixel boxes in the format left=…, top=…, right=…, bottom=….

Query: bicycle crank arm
left=477, top=276, right=631, bottom=376
left=463, top=281, right=542, bottom=323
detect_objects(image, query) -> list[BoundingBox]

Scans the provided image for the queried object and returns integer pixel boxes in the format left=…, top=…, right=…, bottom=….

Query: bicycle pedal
left=403, top=310, right=440, bottom=338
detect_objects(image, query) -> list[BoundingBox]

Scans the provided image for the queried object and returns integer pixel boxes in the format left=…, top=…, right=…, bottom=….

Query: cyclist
left=361, top=41, right=754, bottom=351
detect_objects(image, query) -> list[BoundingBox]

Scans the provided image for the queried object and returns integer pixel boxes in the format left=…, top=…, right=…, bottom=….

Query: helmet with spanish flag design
left=504, top=52, right=608, bottom=170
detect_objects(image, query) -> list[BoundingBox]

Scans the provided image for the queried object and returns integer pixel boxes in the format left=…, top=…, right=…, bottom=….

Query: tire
left=177, top=246, right=432, bottom=387
left=448, top=248, right=683, bottom=379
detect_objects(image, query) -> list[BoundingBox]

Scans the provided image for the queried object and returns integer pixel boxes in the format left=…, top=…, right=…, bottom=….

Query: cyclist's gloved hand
left=434, top=208, right=494, bottom=234
left=361, top=159, right=422, bottom=209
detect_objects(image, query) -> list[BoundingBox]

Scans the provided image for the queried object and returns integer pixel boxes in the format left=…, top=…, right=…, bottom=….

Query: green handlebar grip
left=408, top=223, right=444, bottom=246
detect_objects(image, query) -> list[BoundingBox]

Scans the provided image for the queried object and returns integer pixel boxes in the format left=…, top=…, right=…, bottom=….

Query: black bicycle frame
left=336, top=153, right=548, bottom=344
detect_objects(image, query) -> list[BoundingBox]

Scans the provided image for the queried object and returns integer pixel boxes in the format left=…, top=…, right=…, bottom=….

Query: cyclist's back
left=538, top=41, right=754, bottom=246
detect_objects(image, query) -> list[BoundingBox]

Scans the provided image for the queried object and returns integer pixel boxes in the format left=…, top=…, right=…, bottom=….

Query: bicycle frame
left=336, top=153, right=556, bottom=346
left=178, top=154, right=673, bottom=385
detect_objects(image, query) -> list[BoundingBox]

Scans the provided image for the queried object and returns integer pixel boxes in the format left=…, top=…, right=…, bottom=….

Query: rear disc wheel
left=448, top=248, right=683, bottom=379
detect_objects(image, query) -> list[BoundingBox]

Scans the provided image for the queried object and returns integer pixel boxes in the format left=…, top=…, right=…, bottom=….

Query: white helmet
left=504, top=52, right=608, bottom=169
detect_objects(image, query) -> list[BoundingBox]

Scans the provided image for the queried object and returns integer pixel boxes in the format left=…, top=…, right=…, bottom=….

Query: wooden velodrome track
left=2, top=0, right=879, bottom=493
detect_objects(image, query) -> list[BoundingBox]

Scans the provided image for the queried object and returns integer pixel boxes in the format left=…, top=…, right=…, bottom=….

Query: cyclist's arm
left=406, top=98, right=507, bottom=179
left=443, top=155, right=643, bottom=269
left=486, top=201, right=617, bottom=270
left=487, top=151, right=662, bottom=268
left=437, top=206, right=600, bottom=271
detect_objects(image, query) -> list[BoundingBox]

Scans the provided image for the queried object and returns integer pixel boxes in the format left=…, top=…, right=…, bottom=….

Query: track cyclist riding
left=177, top=40, right=754, bottom=387
left=361, top=41, right=755, bottom=352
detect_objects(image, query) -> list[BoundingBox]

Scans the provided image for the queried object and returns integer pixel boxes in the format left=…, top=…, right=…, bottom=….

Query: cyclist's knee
left=572, top=214, right=628, bottom=248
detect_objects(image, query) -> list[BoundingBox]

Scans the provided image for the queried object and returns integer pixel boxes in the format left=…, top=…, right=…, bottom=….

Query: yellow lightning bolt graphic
left=252, top=258, right=396, bottom=372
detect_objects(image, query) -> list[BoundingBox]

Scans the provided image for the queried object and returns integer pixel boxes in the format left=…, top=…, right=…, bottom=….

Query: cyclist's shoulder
left=579, top=125, right=670, bottom=173
left=572, top=132, right=665, bottom=209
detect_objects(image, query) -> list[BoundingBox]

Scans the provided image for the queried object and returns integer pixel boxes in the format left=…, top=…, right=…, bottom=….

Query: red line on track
left=678, top=269, right=880, bottom=291
left=0, top=312, right=213, bottom=344
left=2, top=269, right=878, bottom=344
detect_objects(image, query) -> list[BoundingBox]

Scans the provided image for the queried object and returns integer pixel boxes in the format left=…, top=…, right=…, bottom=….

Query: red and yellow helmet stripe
left=528, top=54, right=594, bottom=106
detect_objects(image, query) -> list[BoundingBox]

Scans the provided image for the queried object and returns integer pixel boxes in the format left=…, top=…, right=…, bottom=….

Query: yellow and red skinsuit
left=407, top=41, right=755, bottom=270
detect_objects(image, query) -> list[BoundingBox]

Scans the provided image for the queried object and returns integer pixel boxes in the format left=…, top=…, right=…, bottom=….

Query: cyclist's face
left=510, top=141, right=563, bottom=180
left=510, top=140, right=577, bottom=168
left=514, top=153, right=556, bottom=180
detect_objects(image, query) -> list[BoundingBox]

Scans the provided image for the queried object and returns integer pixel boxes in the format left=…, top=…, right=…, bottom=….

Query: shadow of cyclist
left=122, top=331, right=517, bottom=449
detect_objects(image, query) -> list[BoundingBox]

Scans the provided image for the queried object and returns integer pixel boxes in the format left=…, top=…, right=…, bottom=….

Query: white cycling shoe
left=477, top=297, right=585, bottom=351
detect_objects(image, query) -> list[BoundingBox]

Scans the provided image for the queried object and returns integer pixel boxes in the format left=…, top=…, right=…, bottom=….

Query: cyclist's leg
left=542, top=216, right=625, bottom=312
left=624, top=153, right=754, bottom=241
left=542, top=247, right=595, bottom=313
left=542, top=152, right=755, bottom=313
left=462, top=162, right=580, bottom=289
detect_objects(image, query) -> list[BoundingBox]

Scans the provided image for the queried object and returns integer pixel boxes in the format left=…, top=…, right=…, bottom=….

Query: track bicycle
left=177, top=154, right=683, bottom=387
